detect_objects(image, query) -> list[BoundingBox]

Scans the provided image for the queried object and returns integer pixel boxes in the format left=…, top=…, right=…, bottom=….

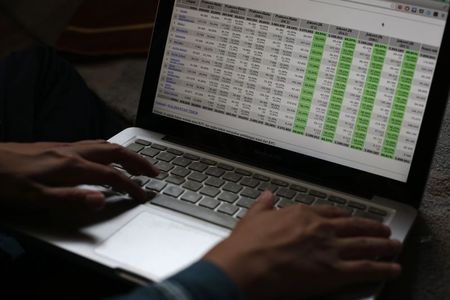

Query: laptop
left=5, top=0, right=450, bottom=299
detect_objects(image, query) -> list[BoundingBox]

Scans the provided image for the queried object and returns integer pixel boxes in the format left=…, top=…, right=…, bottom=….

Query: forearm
left=110, top=260, right=245, bottom=300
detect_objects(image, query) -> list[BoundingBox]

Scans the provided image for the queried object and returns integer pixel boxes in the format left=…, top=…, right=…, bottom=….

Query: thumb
left=246, top=190, right=275, bottom=217
left=40, top=187, right=106, bottom=213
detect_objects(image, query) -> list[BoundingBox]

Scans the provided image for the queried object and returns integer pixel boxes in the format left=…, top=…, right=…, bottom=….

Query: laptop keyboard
left=117, top=139, right=389, bottom=229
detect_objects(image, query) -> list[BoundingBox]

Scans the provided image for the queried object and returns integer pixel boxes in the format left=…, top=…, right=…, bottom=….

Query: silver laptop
left=7, top=0, right=450, bottom=299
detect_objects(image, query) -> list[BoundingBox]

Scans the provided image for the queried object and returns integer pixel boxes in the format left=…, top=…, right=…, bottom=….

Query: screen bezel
left=137, top=0, right=450, bottom=208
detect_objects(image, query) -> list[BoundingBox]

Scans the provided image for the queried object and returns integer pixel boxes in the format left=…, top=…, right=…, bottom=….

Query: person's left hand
left=0, top=140, right=159, bottom=215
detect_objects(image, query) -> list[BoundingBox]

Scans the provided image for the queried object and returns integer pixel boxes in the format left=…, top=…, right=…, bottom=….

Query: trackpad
left=95, top=212, right=224, bottom=281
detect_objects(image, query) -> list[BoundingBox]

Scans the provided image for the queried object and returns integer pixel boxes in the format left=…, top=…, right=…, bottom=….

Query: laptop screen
left=152, top=0, right=449, bottom=182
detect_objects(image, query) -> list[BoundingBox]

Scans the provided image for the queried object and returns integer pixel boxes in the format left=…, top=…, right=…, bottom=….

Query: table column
left=163, top=5, right=207, bottom=107
left=321, top=27, right=357, bottom=143
left=381, top=42, right=420, bottom=159
left=293, top=21, right=328, bottom=135
left=276, top=18, right=303, bottom=131
left=222, top=6, right=246, bottom=118
left=393, top=45, right=437, bottom=163
left=305, top=28, right=342, bottom=139
left=364, top=43, right=403, bottom=155
left=351, top=33, right=388, bottom=151
left=334, top=37, right=372, bottom=147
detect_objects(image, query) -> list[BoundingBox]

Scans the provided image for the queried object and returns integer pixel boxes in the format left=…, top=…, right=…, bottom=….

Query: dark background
left=0, top=1, right=449, bottom=299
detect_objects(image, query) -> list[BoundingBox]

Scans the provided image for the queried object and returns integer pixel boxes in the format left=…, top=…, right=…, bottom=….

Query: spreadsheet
left=153, top=0, right=445, bottom=181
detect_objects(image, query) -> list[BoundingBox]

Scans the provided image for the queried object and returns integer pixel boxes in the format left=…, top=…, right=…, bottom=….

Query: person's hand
left=205, top=191, right=402, bottom=299
left=0, top=141, right=159, bottom=214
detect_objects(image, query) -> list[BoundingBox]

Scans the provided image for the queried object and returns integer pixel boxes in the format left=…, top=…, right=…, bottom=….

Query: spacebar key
left=150, top=194, right=237, bottom=229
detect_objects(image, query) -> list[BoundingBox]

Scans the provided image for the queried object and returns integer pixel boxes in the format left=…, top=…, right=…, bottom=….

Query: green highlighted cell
left=350, top=44, right=387, bottom=150
left=321, top=37, right=357, bottom=142
left=293, top=32, right=327, bottom=135
left=381, top=50, right=418, bottom=158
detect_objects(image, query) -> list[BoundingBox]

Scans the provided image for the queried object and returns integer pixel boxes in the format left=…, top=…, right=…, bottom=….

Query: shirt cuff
left=168, top=260, right=246, bottom=300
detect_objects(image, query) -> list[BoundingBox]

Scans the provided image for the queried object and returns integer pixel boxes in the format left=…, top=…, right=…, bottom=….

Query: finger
left=69, top=143, right=159, bottom=177
left=337, top=238, right=402, bottom=260
left=336, top=260, right=402, bottom=283
left=308, top=205, right=352, bottom=219
left=39, top=187, right=106, bottom=213
left=56, top=159, right=147, bottom=202
left=331, top=218, right=391, bottom=238
left=246, top=191, right=275, bottom=217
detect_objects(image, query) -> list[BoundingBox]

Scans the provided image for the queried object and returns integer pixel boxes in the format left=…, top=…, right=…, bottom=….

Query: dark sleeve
left=110, top=260, right=245, bottom=300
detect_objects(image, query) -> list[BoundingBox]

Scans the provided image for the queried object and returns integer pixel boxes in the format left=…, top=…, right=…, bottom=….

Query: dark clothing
left=0, top=46, right=126, bottom=143
left=0, top=47, right=243, bottom=300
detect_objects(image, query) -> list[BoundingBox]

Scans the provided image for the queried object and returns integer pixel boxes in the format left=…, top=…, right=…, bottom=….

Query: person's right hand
left=0, top=141, right=159, bottom=215
left=205, top=191, right=402, bottom=300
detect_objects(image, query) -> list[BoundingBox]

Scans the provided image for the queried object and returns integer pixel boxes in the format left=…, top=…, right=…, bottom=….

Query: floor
left=1, top=1, right=449, bottom=299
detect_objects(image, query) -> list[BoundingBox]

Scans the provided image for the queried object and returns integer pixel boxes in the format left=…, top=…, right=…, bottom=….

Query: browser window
left=153, top=0, right=448, bottom=182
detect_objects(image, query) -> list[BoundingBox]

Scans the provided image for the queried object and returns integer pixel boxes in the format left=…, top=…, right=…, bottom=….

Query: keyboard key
left=295, top=194, right=315, bottom=205
left=236, top=208, right=248, bottom=219
left=222, top=172, right=242, bottom=183
left=205, top=167, right=225, bottom=178
left=290, top=184, right=307, bottom=193
left=151, top=195, right=237, bottom=229
left=200, top=158, right=217, bottom=165
left=258, top=182, right=278, bottom=192
left=240, top=188, right=260, bottom=199
left=184, top=153, right=200, bottom=161
left=151, top=144, right=167, bottom=151
left=218, top=192, right=239, bottom=203
left=143, top=156, right=158, bottom=165
left=223, top=182, right=243, bottom=193
left=172, top=157, right=192, bottom=167
left=272, top=179, right=289, bottom=187
left=354, top=211, right=384, bottom=223
left=141, top=148, right=160, bottom=157
left=116, top=168, right=132, bottom=178
left=171, top=167, right=191, bottom=178
left=217, top=163, right=234, bottom=171
left=276, top=188, right=296, bottom=199
left=189, top=162, right=208, bottom=172
left=156, top=152, right=176, bottom=162
left=218, top=203, right=239, bottom=216
left=328, top=196, right=347, bottom=205
left=167, top=148, right=184, bottom=156
left=253, top=174, right=270, bottom=181
left=156, top=172, right=168, bottom=180
left=205, top=177, right=225, bottom=188
left=145, top=180, right=167, bottom=192
left=126, top=143, right=144, bottom=153
left=188, top=172, right=208, bottom=183
left=348, top=201, right=367, bottom=210
left=163, top=186, right=184, bottom=198
left=181, top=192, right=202, bottom=204
left=156, top=161, right=174, bottom=172
left=199, top=197, right=220, bottom=210
left=235, top=169, right=252, bottom=176
left=132, top=176, right=150, bottom=187
left=237, top=197, right=256, bottom=209
left=336, top=204, right=354, bottom=215
left=183, top=180, right=202, bottom=192
left=135, top=139, right=151, bottom=146
left=314, top=199, right=335, bottom=206
left=277, top=198, right=296, bottom=208
left=200, top=186, right=220, bottom=198
left=166, top=175, right=185, bottom=185
left=368, top=207, right=388, bottom=217
left=309, top=190, right=327, bottom=199
left=240, top=177, right=260, bottom=188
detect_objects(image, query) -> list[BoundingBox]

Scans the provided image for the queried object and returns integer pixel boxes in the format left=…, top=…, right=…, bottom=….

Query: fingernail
left=85, top=193, right=106, bottom=211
